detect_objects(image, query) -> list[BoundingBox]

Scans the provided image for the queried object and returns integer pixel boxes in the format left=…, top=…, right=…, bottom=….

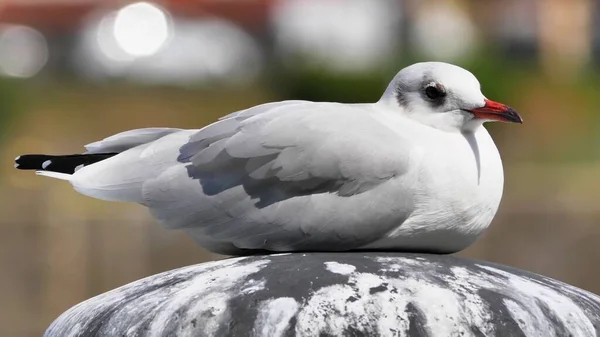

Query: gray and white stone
left=44, top=253, right=600, bottom=337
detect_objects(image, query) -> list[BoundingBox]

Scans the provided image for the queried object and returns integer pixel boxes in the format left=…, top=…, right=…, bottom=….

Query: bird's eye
left=424, top=83, right=446, bottom=100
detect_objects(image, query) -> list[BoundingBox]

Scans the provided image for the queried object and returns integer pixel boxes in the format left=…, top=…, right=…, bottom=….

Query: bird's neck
left=462, top=119, right=486, bottom=133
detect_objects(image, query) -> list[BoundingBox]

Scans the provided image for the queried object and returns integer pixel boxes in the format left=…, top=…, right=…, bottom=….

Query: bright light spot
left=72, top=10, right=135, bottom=80
left=125, top=18, right=263, bottom=86
left=74, top=12, right=262, bottom=86
left=272, top=0, right=402, bottom=73
left=97, top=12, right=135, bottom=62
left=113, top=2, right=170, bottom=57
left=0, top=25, right=48, bottom=78
left=412, top=3, right=478, bottom=60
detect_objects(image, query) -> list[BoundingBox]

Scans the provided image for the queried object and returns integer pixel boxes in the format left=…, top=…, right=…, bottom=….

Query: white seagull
left=15, top=62, right=522, bottom=255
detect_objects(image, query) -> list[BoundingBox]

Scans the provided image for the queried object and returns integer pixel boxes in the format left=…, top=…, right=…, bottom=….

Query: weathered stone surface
left=44, top=253, right=600, bottom=336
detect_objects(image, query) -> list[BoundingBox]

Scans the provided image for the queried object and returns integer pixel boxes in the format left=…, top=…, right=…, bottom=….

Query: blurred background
left=0, top=0, right=599, bottom=335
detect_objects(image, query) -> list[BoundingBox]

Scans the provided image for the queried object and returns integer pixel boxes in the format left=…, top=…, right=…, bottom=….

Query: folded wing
left=143, top=101, right=413, bottom=252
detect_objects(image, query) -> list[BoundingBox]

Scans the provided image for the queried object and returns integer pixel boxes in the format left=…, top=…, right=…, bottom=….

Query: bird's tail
left=15, top=150, right=160, bottom=203
left=14, top=153, right=118, bottom=177
left=35, top=170, right=73, bottom=181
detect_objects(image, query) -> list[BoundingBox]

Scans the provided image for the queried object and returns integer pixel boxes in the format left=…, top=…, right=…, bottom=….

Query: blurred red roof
left=0, top=0, right=276, bottom=32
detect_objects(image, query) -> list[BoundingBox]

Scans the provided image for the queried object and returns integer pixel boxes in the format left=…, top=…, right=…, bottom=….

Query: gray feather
left=138, top=101, right=412, bottom=252
left=85, top=128, right=183, bottom=153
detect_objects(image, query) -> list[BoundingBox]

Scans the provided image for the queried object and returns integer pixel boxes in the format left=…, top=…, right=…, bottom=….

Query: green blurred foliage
left=270, top=52, right=535, bottom=104
left=271, top=67, right=390, bottom=104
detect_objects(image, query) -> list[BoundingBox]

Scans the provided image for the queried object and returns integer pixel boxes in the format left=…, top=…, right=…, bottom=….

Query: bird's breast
left=367, top=127, right=504, bottom=253
left=418, top=128, right=503, bottom=232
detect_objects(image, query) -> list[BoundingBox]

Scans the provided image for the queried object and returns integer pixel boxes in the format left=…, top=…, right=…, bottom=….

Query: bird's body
left=15, top=62, right=521, bottom=255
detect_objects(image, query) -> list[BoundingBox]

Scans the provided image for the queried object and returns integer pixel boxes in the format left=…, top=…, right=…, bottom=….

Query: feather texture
left=140, top=101, right=413, bottom=253
left=15, top=62, right=512, bottom=255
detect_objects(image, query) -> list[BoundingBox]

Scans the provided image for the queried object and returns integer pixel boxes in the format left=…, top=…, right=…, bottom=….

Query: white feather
left=36, top=170, right=72, bottom=181
left=70, top=131, right=195, bottom=203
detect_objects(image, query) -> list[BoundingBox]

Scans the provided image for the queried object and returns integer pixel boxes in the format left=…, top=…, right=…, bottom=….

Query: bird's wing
left=193, top=103, right=408, bottom=197
left=142, top=101, right=413, bottom=251
left=69, top=102, right=307, bottom=203
left=83, top=101, right=310, bottom=154
left=84, top=128, right=184, bottom=154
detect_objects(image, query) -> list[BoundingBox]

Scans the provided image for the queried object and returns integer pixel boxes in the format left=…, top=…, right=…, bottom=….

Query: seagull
left=14, top=62, right=522, bottom=255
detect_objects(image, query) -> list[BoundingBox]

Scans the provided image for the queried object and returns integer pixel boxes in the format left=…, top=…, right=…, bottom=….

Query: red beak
left=469, top=99, right=523, bottom=124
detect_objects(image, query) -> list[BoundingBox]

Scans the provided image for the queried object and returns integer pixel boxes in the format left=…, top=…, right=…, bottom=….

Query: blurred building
left=0, top=0, right=275, bottom=83
left=0, top=0, right=595, bottom=83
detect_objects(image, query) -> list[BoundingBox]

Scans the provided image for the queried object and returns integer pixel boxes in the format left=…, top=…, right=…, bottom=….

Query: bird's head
left=379, top=62, right=523, bottom=132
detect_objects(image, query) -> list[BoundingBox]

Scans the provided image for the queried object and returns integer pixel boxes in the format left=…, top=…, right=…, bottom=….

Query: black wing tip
left=14, top=154, right=43, bottom=170
left=15, top=152, right=119, bottom=173
left=14, top=154, right=59, bottom=171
